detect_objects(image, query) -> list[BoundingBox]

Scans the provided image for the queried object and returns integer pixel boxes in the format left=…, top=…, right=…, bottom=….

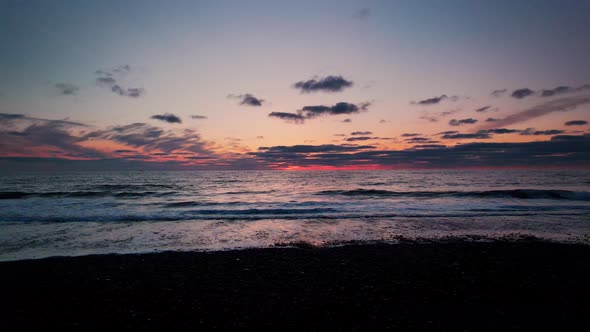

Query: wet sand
left=1, top=239, right=589, bottom=331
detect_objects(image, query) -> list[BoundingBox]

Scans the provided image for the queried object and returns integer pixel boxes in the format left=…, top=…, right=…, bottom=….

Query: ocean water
left=1, top=170, right=589, bottom=261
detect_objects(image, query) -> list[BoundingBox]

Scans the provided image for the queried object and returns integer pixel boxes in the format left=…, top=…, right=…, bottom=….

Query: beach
left=2, top=239, right=589, bottom=331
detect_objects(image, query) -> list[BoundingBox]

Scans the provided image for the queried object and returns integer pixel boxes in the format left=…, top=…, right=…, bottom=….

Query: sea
left=1, top=170, right=589, bottom=261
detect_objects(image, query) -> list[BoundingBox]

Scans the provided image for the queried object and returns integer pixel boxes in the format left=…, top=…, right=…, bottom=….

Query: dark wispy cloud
left=565, top=120, right=588, bottom=126
left=351, top=131, right=373, bottom=135
left=55, top=83, right=79, bottom=95
left=413, top=95, right=458, bottom=106
left=94, top=65, right=145, bottom=98
left=479, top=95, right=590, bottom=129
left=481, top=128, right=520, bottom=134
left=475, top=106, right=492, bottom=113
left=302, top=102, right=370, bottom=118
left=191, top=115, right=208, bottom=120
left=449, top=118, right=478, bottom=126
left=401, top=133, right=421, bottom=137
left=441, top=132, right=491, bottom=139
left=485, top=118, right=499, bottom=122
left=505, top=85, right=589, bottom=99
left=345, top=136, right=375, bottom=142
left=511, top=88, right=535, bottom=99
left=228, top=93, right=265, bottom=106
left=256, top=144, right=375, bottom=154
left=151, top=113, right=182, bottom=124
left=0, top=113, right=100, bottom=158
left=519, top=128, right=565, bottom=136
left=541, top=86, right=575, bottom=97
left=82, top=123, right=213, bottom=155
left=352, top=8, right=371, bottom=20
left=342, top=118, right=352, bottom=123
left=491, top=89, right=507, bottom=97
left=293, top=76, right=353, bottom=93
left=269, top=102, right=370, bottom=124
left=404, top=137, right=439, bottom=144
left=440, top=128, right=562, bottom=140
left=268, top=112, right=306, bottom=124
left=249, top=135, right=590, bottom=168
left=420, top=110, right=458, bottom=123
left=0, top=113, right=87, bottom=128
left=413, top=144, right=447, bottom=149
left=437, top=131, right=458, bottom=135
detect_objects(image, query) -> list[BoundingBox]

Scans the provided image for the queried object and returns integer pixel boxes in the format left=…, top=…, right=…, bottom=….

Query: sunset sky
left=1, top=0, right=590, bottom=170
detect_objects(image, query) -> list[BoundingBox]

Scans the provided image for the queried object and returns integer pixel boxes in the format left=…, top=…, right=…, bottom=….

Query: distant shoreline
left=1, top=239, right=589, bottom=330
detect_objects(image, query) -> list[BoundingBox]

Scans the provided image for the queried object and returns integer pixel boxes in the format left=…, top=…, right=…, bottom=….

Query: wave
left=317, top=189, right=590, bottom=200
left=223, top=190, right=276, bottom=195
left=93, top=184, right=177, bottom=190
left=1, top=210, right=585, bottom=223
left=0, top=191, right=177, bottom=199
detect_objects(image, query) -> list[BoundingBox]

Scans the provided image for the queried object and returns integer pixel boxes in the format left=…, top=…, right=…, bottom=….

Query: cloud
left=293, top=75, right=353, bottom=93
left=256, top=144, right=375, bottom=154
left=7, top=134, right=589, bottom=171
left=0, top=113, right=100, bottom=158
left=151, top=113, right=182, bottom=124
left=541, top=86, right=575, bottom=97
left=269, top=102, right=370, bottom=124
left=94, top=65, right=145, bottom=98
left=96, top=77, right=117, bottom=85
left=111, top=86, right=144, bottom=98
left=481, top=128, right=520, bottom=134
left=404, top=137, right=433, bottom=142
left=228, top=93, right=265, bottom=106
left=413, top=144, right=447, bottom=149
left=342, top=118, right=352, bottom=123
left=506, top=85, right=589, bottom=99
left=413, top=95, right=456, bottom=105
left=449, top=118, right=478, bottom=126
left=475, top=106, right=492, bottom=113
left=55, top=83, right=79, bottom=95
left=268, top=112, right=306, bottom=124
left=248, top=134, right=590, bottom=168
left=511, top=88, right=535, bottom=99
left=352, top=8, right=371, bottom=20
left=351, top=131, right=373, bottom=135
left=0, top=114, right=257, bottom=169
left=345, top=136, right=375, bottom=142
left=565, top=120, right=588, bottom=126
left=491, top=89, right=507, bottom=97
left=485, top=118, right=499, bottom=122
left=401, top=133, right=421, bottom=137
left=303, top=102, right=370, bottom=118
left=191, top=115, right=208, bottom=120
left=420, top=109, right=458, bottom=122
left=539, top=85, right=590, bottom=97
left=437, top=131, right=458, bottom=135
left=441, top=132, right=491, bottom=139
left=519, top=129, right=565, bottom=136
left=0, top=113, right=87, bottom=128
left=479, top=95, right=590, bottom=129
left=82, top=123, right=213, bottom=155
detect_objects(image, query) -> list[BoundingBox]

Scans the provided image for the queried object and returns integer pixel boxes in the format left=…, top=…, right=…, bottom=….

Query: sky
left=1, top=0, right=590, bottom=170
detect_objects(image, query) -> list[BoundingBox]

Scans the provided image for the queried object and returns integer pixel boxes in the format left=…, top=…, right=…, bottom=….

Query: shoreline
left=1, top=239, right=589, bottom=330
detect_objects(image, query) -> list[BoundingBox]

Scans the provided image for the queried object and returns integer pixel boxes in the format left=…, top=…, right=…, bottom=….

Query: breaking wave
left=317, top=189, right=590, bottom=200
